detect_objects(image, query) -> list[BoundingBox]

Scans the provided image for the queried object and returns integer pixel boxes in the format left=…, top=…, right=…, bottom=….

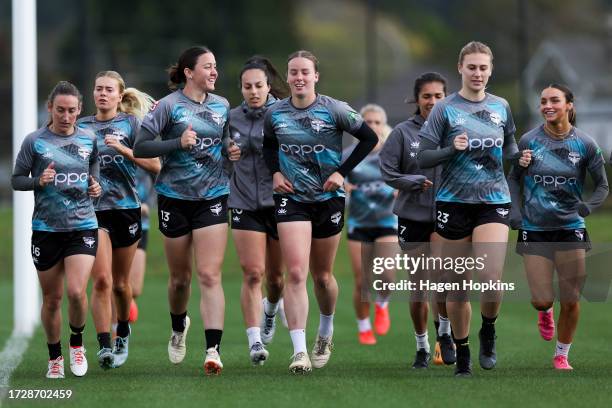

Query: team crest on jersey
left=211, top=112, right=223, bottom=125
left=210, top=203, right=223, bottom=216
left=128, top=223, right=139, bottom=237
left=575, top=230, right=584, bottom=241
left=330, top=211, right=342, bottom=225
left=534, top=153, right=544, bottom=161
left=496, top=208, right=509, bottom=218
left=106, top=130, right=126, bottom=141
left=78, top=147, right=92, bottom=160
left=83, top=236, right=96, bottom=248
left=311, top=119, right=327, bottom=133
left=568, top=152, right=581, bottom=165
left=489, top=112, right=501, bottom=126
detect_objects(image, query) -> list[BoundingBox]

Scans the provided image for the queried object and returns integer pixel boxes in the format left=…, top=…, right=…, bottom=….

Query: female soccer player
left=263, top=50, right=377, bottom=373
left=380, top=72, right=456, bottom=368
left=345, top=103, right=396, bottom=346
left=134, top=46, right=240, bottom=375
left=508, top=84, right=608, bottom=370
left=12, top=81, right=101, bottom=378
left=229, top=56, right=289, bottom=365
left=417, top=42, right=531, bottom=376
left=78, top=71, right=159, bottom=369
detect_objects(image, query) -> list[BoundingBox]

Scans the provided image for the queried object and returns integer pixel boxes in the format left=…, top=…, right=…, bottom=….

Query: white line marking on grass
left=0, top=331, right=32, bottom=407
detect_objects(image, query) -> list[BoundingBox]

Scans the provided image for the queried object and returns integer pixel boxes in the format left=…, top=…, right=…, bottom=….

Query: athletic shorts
left=230, top=207, right=278, bottom=240
left=31, top=229, right=98, bottom=271
left=96, top=208, right=142, bottom=248
left=137, top=230, right=149, bottom=250
left=398, top=218, right=434, bottom=250
left=347, top=226, right=397, bottom=243
left=158, top=194, right=228, bottom=238
left=273, top=196, right=345, bottom=239
left=434, top=202, right=511, bottom=240
left=516, top=228, right=591, bottom=260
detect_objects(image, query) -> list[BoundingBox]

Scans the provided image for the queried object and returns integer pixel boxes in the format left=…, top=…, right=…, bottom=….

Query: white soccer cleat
left=113, top=335, right=130, bottom=368
left=249, top=342, right=269, bottom=366
left=260, top=306, right=277, bottom=345
left=311, top=335, right=334, bottom=369
left=69, top=346, right=88, bottom=377
left=46, top=356, right=65, bottom=379
left=204, top=346, right=223, bottom=375
left=289, top=352, right=312, bottom=374
left=168, top=316, right=190, bottom=364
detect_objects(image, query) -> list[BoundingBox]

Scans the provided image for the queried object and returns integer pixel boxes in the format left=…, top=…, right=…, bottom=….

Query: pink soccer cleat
left=538, top=308, right=555, bottom=341
left=553, top=355, right=573, bottom=370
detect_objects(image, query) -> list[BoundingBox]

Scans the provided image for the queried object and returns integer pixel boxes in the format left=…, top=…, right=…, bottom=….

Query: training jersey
left=345, top=148, right=397, bottom=230
left=135, top=167, right=156, bottom=231
left=419, top=92, right=515, bottom=204
left=263, top=94, right=364, bottom=203
left=517, top=125, right=605, bottom=231
left=141, top=89, right=230, bottom=200
left=13, top=127, right=98, bottom=232
left=77, top=113, right=140, bottom=211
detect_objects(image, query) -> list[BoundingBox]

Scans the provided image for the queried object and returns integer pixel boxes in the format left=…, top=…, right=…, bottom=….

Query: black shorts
left=516, top=228, right=591, bottom=260
left=274, top=196, right=345, bottom=239
left=398, top=218, right=434, bottom=250
left=137, top=230, right=149, bottom=250
left=347, top=227, right=397, bottom=243
left=158, top=194, right=228, bottom=238
left=31, top=229, right=98, bottom=271
left=230, top=207, right=278, bottom=240
left=96, top=208, right=142, bottom=248
left=434, top=202, right=511, bottom=240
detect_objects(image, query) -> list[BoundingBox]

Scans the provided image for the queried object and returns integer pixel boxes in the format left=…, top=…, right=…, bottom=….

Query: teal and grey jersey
left=135, top=167, right=156, bottom=230
left=12, top=127, right=99, bottom=232
left=510, top=126, right=607, bottom=231
left=419, top=92, right=516, bottom=204
left=138, top=90, right=230, bottom=200
left=345, top=149, right=397, bottom=230
left=77, top=113, right=140, bottom=210
left=263, top=94, right=364, bottom=203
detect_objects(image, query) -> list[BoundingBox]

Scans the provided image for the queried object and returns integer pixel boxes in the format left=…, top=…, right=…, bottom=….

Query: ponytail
left=240, top=55, right=289, bottom=99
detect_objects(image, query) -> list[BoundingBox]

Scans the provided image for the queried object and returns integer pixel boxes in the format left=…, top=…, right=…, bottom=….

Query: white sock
left=555, top=341, right=571, bottom=357
left=290, top=329, right=307, bottom=355
left=318, top=313, right=334, bottom=338
left=438, top=315, right=451, bottom=336
left=263, top=297, right=279, bottom=316
left=246, top=327, right=261, bottom=348
left=415, top=331, right=430, bottom=353
left=357, top=318, right=372, bottom=333
left=375, top=294, right=390, bottom=308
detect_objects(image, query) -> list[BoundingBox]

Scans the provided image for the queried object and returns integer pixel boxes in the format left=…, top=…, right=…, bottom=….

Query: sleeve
left=221, top=107, right=231, bottom=157
left=89, top=137, right=100, bottom=181
left=336, top=122, right=377, bottom=177
left=379, top=128, right=426, bottom=191
left=502, top=102, right=519, bottom=161
left=329, top=100, right=364, bottom=133
left=416, top=138, right=456, bottom=169
left=11, top=134, right=41, bottom=191
left=418, top=102, right=447, bottom=146
left=133, top=98, right=182, bottom=158
left=128, top=115, right=143, bottom=148
left=578, top=139, right=609, bottom=216
left=262, top=110, right=280, bottom=174
left=507, top=164, right=525, bottom=230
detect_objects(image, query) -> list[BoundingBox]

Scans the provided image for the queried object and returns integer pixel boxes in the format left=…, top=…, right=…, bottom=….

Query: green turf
left=3, top=210, right=612, bottom=407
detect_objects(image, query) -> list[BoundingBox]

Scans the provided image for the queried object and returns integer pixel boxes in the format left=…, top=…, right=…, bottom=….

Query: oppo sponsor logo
left=195, top=137, right=222, bottom=150
left=533, top=174, right=577, bottom=188
left=54, top=172, right=88, bottom=186
left=98, top=154, right=125, bottom=166
left=280, top=143, right=325, bottom=155
left=469, top=137, right=503, bottom=151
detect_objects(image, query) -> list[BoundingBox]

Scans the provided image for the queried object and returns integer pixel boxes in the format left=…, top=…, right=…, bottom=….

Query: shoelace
left=115, top=338, right=127, bottom=351
left=291, top=352, right=306, bottom=361
left=314, top=338, right=332, bottom=355
left=73, top=349, right=84, bottom=364
left=263, top=314, right=274, bottom=333
left=50, top=360, right=62, bottom=374
left=171, top=333, right=183, bottom=347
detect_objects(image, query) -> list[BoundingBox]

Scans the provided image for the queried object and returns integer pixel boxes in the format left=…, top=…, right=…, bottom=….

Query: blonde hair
left=360, top=103, right=390, bottom=142
left=95, top=71, right=155, bottom=119
left=458, top=41, right=494, bottom=66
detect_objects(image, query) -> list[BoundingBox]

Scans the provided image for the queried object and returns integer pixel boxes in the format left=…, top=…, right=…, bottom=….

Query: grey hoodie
left=379, top=115, right=440, bottom=222
left=228, top=96, right=277, bottom=210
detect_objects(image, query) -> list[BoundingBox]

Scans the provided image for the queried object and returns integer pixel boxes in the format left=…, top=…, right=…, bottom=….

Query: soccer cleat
left=69, top=346, right=88, bottom=377
left=412, top=348, right=431, bottom=369
left=289, top=352, right=312, bottom=374
left=311, top=335, right=333, bottom=369
left=46, top=356, right=65, bottom=379
left=278, top=298, right=288, bottom=328
left=129, top=299, right=139, bottom=323
left=358, top=330, right=377, bottom=345
left=374, top=304, right=390, bottom=336
left=538, top=309, right=555, bottom=341
left=438, top=334, right=457, bottom=365
left=261, top=310, right=277, bottom=345
left=553, top=355, right=573, bottom=370
left=204, top=346, right=223, bottom=375
left=113, top=335, right=129, bottom=367
left=168, top=316, right=190, bottom=364
left=479, top=329, right=497, bottom=370
left=454, top=353, right=472, bottom=377
left=249, top=342, right=269, bottom=366
left=433, top=341, right=443, bottom=365
left=97, top=347, right=115, bottom=370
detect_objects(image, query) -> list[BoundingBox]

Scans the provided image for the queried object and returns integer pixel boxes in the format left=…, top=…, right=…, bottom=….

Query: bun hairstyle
left=167, top=46, right=212, bottom=90
left=95, top=71, right=155, bottom=119
left=547, top=83, right=576, bottom=126
left=240, top=56, right=290, bottom=99
left=409, top=72, right=447, bottom=115
left=46, top=81, right=82, bottom=125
